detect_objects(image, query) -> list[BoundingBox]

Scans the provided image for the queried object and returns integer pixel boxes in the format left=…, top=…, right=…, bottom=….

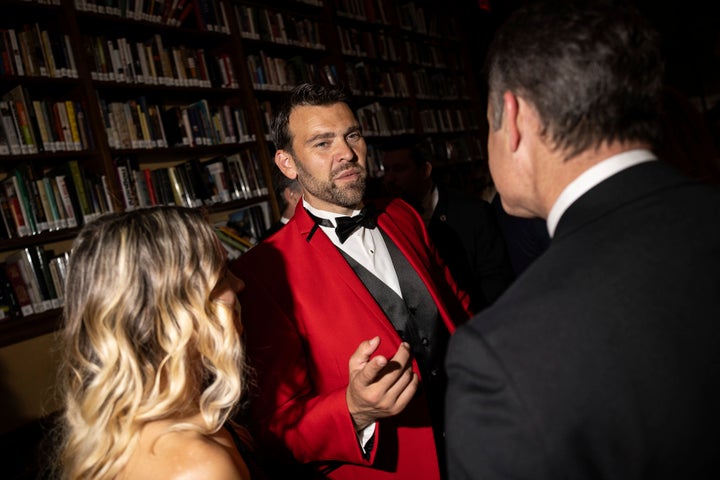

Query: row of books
left=214, top=203, right=270, bottom=259
left=113, top=150, right=268, bottom=211
left=412, top=69, right=466, bottom=100
left=1, top=246, right=69, bottom=320
left=332, top=0, right=459, bottom=40
left=245, top=50, right=306, bottom=91
left=247, top=52, right=335, bottom=92
left=396, top=2, right=460, bottom=40
left=0, top=205, right=273, bottom=321
left=86, top=33, right=237, bottom=88
left=332, top=0, right=393, bottom=24
left=336, top=24, right=458, bottom=71
left=0, top=24, right=78, bottom=79
left=74, top=0, right=231, bottom=33
left=247, top=54, right=413, bottom=98
left=344, top=62, right=410, bottom=98
left=419, top=108, right=480, bottom=135
left=356, top=102, right=413, bottom=137
left=1, top=86, right=94, bottom=156
left=427, top=136, right=475, bottom=164
left=97, top=97, right=254, bottom=150
left=234, top=4, right=325, bottom=50
left=337, top=27, right=397, bottom=61
left=1, top=160, right=109, bottom=239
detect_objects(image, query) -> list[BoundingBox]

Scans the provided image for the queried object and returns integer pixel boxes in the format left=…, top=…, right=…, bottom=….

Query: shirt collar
left=303, top=200, right=362, bottom=228
left=546, top=149, right=657, bottom=237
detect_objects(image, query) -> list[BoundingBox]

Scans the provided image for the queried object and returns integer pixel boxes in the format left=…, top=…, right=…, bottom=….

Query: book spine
left=42, top=176, right=66, bottom=229
left=3, top=262, right=34, bottom=317
left=11, top=172, right=38, bottom=234
left=167, top=166, right=188, bottom=207
left=143, top=168, right=158, bottom=205
left=115, top=159, right=139, bottom=210
left=64, top=100, right=82, bottom=150
left=35, top=178, right=57, bottom=231
left=13, top=250, right=48, bottom=313
left=7, top=29, right=24, bottom=76
left=2, top=179, right=31, bottom=237
left=67, top=160, right=92, bottom=221
left=54, top=175, right=79, bottom=228
left=0, top=100, right=23, bottom=155
left=27, top=246, right=60, bottom=309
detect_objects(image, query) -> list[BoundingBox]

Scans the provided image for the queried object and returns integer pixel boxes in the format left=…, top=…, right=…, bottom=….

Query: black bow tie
left=309, top=205, right=378, bottom=243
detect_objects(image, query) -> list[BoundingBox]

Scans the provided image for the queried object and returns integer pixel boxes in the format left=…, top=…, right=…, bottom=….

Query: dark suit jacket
left=491, top=194, right=551, bottom=276
left=429, top=188, right=515, bottom=313
left=260, top=219, right=286, bottom=240
left=232, top=198, right=471, bottom=480
left=445, top=160, right=720, bottom=479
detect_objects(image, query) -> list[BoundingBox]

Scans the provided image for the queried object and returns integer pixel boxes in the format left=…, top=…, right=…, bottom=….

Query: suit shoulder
left=377, top=197, right=423, bottom=221
left=230, top=227, right=295, bottom=274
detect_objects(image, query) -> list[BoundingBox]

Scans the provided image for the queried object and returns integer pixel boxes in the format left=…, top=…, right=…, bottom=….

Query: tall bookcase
left=0, top=0, right=281, bottom=348
left=0, top=0, right=486, bottom=345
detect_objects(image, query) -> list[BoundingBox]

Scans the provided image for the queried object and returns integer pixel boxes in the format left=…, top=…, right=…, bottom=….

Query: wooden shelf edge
left=0, top=309, right=62, bottom=348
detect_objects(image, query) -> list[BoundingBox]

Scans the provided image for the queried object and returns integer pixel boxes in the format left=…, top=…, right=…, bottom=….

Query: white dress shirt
left=304, top=200, right=402, bottom=297
left=546, top=149, right=657, bottom=237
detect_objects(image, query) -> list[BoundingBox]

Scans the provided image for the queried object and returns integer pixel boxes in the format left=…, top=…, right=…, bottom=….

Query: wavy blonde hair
left=58, top=206, right=245, bottom=480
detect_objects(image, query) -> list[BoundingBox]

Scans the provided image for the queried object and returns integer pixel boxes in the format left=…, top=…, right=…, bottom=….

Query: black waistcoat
left=338, top=231, right=450, bottom=455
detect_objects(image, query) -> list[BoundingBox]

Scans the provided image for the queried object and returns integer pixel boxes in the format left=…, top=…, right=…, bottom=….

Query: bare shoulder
left=122, top=421, right=250, bottom=480
left=171, top=431, right=249, bottom=479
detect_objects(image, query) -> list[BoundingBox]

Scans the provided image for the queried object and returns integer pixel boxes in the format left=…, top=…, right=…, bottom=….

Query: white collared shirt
left=304, top=200, right=403, bottom=297
left=546, top=149, right=657, bottom=237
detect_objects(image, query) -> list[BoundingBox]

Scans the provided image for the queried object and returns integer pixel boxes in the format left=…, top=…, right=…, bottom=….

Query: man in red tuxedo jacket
left=231, top=83, right=471, bottom=479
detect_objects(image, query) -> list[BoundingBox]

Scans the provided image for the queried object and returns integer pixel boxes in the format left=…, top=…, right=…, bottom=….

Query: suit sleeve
left=233, top=260, right=376, bottom=468
left=444, top=322, right=552, bottom=480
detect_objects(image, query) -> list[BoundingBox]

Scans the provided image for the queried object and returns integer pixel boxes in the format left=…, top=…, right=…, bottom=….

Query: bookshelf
left=325, top=0, right=485, bottom=178
left=0, top=0, right=279, bottom=346
left=1, top=0, right=486, bottom=349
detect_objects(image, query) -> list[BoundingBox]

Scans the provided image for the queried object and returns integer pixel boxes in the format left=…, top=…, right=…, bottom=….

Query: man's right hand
left=346, top=336, right=419, bottom=431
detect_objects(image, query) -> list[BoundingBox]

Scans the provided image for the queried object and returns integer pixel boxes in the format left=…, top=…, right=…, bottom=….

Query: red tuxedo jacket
left=231, top=198, right=470, bottom=479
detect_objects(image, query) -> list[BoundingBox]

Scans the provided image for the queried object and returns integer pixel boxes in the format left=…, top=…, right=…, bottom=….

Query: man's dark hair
left=271, top=83, right=350, bottom=152
left=486, top=0, right=664, bottom=160
left=273, top=169, right=301, bottom=211
left=409, top=143, right=433, bottom=169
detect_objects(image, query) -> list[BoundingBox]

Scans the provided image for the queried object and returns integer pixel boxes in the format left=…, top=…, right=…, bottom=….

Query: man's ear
left=275, top=150, right=297, bottom=179
left=503, top=91, right=521, bottom=152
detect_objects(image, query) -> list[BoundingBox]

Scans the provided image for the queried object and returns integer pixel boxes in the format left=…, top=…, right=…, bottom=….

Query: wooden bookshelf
left=1, top=0, right=486, bottom=347
left=0, top=0, right=279, bottom=346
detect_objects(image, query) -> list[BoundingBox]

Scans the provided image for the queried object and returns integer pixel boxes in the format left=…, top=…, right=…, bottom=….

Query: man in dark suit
left=382, top=145, right=515, bottom=312
left=231, top=83, right=470, bottom=479
left=261, top=172, right=301, bottom=239
left=445, top=2, right=720, bottom=479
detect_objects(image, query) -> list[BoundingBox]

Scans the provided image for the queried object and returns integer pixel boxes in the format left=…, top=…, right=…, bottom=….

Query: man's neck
left=537, top=141, right=651, bottom=218
left=302, top=195, right=362, bottom=216
left=303, top=198, right=363, bottom=218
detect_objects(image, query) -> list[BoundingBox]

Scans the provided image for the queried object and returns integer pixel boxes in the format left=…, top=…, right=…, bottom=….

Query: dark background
left=463, top=0, right=720, bottom=144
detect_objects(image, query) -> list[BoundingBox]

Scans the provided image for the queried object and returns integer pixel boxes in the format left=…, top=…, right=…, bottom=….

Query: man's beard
left=295, top=160, right=366, bottom=209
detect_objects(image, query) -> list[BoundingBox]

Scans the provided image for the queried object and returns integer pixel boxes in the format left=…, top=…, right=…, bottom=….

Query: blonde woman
left=57, top=206, right=258, bottom=479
